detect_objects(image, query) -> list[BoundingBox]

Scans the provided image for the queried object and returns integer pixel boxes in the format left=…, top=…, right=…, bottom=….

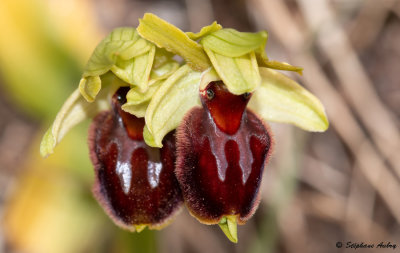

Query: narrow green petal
left=201, top=28, right=267, bottom=57
left=144, top=65, right=201, bottom=147
left=259, top=58, right=303, bottom=75
left=79, top=75, right=101, bottom=102
left=249, top=68, right=329, bottom=132
left=186, top=21, right=222, bottom=40
left=205, top=48, right=260, bottom=94
left=137, top=13, right=211, bottom=71
left=218, top=216, right=238, bottom=243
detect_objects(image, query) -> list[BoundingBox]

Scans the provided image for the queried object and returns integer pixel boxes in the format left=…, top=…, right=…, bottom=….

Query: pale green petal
left=201, top=28, right=267, bottom=57
left=186, top=21, right=222, bottom=40
left=145, top=65, right=201, bottom=147
left=249, top=68, right=329, bottom=132
left=111, top=44, right=156, bottom=91
left=205, top=48, right=260, bottom=94
left=218, top=216, right=238, bottom=243
left=137, top=13, right=211, bottom=71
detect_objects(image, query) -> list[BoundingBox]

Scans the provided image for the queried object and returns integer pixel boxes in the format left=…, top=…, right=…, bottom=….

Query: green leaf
left=144, top=65, right=202, bottom=147
left=201, top=28, right=267, bottom=57
left=204, top=48, right=261, bottom=95
left=137, top=13, right=211, bottom=71
left=186, top=21, right=222, bottom=40
left=218, top=216, right=238, bottom=243
left=248, top=68, right=329, bottom=132
left=40, top=75, right=120, bottom=157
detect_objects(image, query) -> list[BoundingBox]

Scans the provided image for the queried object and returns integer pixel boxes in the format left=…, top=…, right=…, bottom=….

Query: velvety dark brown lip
left=89, top=87, right=183, bottom=230
left=176, top=82, right=273, bottom=224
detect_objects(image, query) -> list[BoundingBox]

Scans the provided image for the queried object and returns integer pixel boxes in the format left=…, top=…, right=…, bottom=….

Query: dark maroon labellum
left=89, top=87, right=183, bottom=230
left=176, top=81, right=273, bottom=224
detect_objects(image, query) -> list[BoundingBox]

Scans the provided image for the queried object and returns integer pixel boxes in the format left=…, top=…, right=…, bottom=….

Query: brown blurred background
left=0, top=0, right=399, bottom=252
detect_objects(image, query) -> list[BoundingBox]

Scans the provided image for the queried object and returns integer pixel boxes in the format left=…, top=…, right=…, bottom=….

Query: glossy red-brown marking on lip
left=176, top=82, right=272, bottom=224
left=89, top=87, right=183, bottom=230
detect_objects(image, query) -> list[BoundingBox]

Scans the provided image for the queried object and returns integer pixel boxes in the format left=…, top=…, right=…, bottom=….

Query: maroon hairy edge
left=175, top=106, right=274, bottom=225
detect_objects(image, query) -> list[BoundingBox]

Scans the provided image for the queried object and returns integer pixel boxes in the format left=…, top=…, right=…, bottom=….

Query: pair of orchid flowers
left=40, top=13, right=328, bottom=243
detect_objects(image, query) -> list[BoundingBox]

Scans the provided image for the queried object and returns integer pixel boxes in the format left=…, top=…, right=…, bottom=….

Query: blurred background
left=0, top=0, right=399, bottom=252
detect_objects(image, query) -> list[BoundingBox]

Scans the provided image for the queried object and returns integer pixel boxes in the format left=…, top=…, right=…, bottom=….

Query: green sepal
left=137, top=13, right=211, bottom=71
left=80, top=27, right=155, bottom=101
left=144, top=65, right=201, bottom=147
left=204, top=48, right=261, bottom=95
left=186, top=21, right=222, bottom=41
left=218, top=216, right=238, bottom=243
left=201, top=28, right=267, bottom=57
left=110, top=44, right=156, bottom=92
left=248, top=68, right=329, bottom=131
left=83, top=27, right=151, bottom=77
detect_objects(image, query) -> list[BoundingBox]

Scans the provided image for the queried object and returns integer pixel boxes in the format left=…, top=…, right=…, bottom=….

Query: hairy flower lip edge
left=175, top=105, right=275, bottom=226
left=88, top=110, right=184, bottom=232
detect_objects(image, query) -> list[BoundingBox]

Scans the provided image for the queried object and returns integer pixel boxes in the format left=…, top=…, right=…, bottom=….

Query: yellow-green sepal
left=204, top=47, right=261, bottom=95
left=256, top=49, right=303, bottom=75
left=201, top=28, right=267, bottom=57
left=137, top=13, right=211, bottom=71
left=110, top=44, right=156, bottom=92
left=186, top=21, right=222, bottom=41
left=144, top=65, right=202, bottom=147
left=248, top=68, right=329, bottom=132
left=40, top=74, right=121, bottom=157
left=218, top=216, right=238, bottom=243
